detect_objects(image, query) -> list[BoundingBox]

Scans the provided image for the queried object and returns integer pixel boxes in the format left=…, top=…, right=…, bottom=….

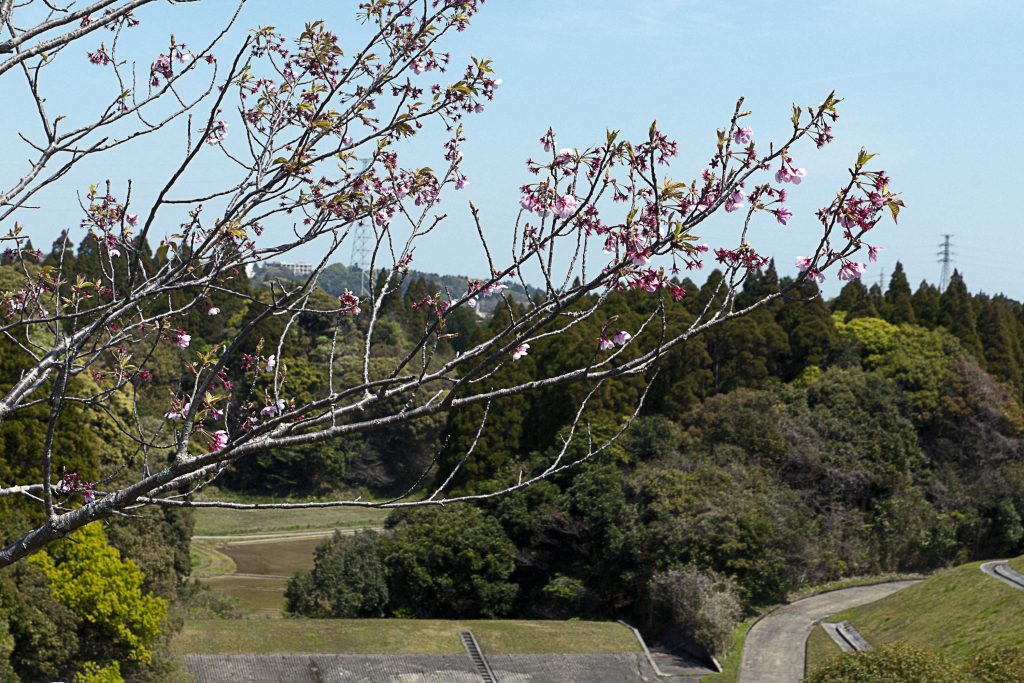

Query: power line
left=937, top=234, right=955, bottom=292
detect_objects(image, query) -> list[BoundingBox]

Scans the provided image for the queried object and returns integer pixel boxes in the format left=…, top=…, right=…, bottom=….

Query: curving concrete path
left=738, top=580, right=919, bottom=683
left=980, top=560, right=1024, bottom=591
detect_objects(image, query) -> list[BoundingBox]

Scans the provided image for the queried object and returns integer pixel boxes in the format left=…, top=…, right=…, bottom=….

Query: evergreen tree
left=776, top=280, right=836, bottom=377
left=44, top=231, right=77, bottom=274
left=883, top=262, right=916, bottom=324
left=976, top=296, right=1023, bottom=395
left=73, top=233, right=103, bottom=282
left=867, top=282, right=884, bottom=314
left=832, top=280, right=877, bottom=320
left=912, top=280, right=942, bottom=327
left=939, top=271, right=983, bottom=357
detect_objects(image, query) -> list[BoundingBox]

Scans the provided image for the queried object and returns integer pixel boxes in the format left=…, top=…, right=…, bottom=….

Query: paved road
left=738, top=581, right=919, bottom=683
left=980, top=560, right=1024, bottom=591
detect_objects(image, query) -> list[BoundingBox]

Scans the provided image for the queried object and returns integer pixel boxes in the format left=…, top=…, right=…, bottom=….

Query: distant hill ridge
left=252, top=261, right=538, bottom=314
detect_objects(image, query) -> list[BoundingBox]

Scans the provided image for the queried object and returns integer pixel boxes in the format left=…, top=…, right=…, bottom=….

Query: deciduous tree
left=0, top=0, right=901, bottom=566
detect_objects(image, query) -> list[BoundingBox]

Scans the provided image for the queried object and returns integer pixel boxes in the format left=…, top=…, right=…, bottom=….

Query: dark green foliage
left=940, top=271, right=983, bottom=357
left=833, top=280, right=879, bottom=320
left=976, top=296, right=1023, bottom=397
left=633, top=465, right=809, bottom=605
left=912, top=280, right=942, bottom=327
left=882, top=262, right=916, bottom=324
left=381, top=507, right=518, bottom=618
left=0, top=563, right=77, bottom=681
left=776, top=280, right=836, bottom=376
left=285, top=531, right=389, bottom=618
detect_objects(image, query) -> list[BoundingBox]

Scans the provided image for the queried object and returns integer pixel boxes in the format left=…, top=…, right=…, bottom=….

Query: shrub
left=647, top=567, right=741, bottom=657
left=804, top=642, right=966, bottom=683
left=285, top=530, right=389, bottom=618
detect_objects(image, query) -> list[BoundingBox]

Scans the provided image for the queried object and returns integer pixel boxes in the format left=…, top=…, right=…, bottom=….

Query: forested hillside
left=3, top=236, right=1024, bottom=675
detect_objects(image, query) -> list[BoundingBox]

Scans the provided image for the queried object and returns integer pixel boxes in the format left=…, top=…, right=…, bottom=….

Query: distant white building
left=267, top=262, right=315, bottom=277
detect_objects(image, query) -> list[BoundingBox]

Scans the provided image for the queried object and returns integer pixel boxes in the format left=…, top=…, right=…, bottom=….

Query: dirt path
left=738, top=580, right=919, bottom=683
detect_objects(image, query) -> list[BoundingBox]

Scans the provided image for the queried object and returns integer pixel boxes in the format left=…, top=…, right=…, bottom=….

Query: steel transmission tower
left=350, top=219, right=371, bottom=296
left=349, top=158, right=375, bottom=296
left=937, top=234, right=955, bottom=292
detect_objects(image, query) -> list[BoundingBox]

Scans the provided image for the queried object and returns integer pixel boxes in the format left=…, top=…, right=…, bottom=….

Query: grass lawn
left=218, top=535, right=327, bottom=576
left=190, top=538, right=237, bottom=577
left=822, top=557, right=1024, bottom=662
left=198, top=576, right=289, bottom=616
left=191, top=535, right=333, bottom=616
left=193, top=505, right=389, bottom=536
left=699, top=616, right=756, bottom=683
left=1010, top=555, right=1024, bottom=573
left=191, top=533, right=332, bottom=616
left=173, top=619, right=640, bottom=655
left=803, top=624, right=843, bottom=675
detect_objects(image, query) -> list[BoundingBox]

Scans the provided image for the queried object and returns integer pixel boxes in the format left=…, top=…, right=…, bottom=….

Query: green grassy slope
left=811, top=557, right=1024, bottom=665
left=173, top=619, right=640, bottom=655
left=804, top=624, right=842, bottom=674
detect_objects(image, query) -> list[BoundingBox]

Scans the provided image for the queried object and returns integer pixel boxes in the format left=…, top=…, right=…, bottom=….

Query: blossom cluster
left=597, top=330, right=633, bottom=350
left=54, top=471, right=95, bottom=503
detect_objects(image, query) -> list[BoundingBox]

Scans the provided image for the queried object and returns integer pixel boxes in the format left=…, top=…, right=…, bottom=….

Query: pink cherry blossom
left=776, top=207, right=793, bottom=225
left=480, top=282, right=508, bottom=296
left=455, top=176, right=469, bottom=190
left=126, top=213, right=139, bottom=227
left=205, top=120, right=228, bottom=145
left=554, top=194, right=578, bottom=219
left=266, top=354, right=276, bottom=371
left=209, top=429, right=228, bottom=452
left=512, top=342, right=530, bottom=360
left=55, top=476, right=74, bottom=495
left=733, top=127, right=753, bottom=144
left=519, top=193, right=539, bottom=213
left=775, top=167, right=807, bottom=184
left=612, top=330, right=632, bottom=346
left=173, top=329, right=191, bottom=349
left=838, top=261, right=868, bottom=281
left=260, top=400, right=285, bottom=418
left=725, top=189, right=745, bottom=213
left=339, top=290, right=361, bottom=316
left=597, top=336, right=614, bottom=350
left=207, top=306, right=220, bottom=316
left=794, top=256, right=824, bottom=282
left=166, top=401, right=189, bottom=420
left=868, top=245, right=881, bottom=262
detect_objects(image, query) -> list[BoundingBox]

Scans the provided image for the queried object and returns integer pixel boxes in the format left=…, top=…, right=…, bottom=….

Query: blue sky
left=3, top=0, right=1022, bottom=298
